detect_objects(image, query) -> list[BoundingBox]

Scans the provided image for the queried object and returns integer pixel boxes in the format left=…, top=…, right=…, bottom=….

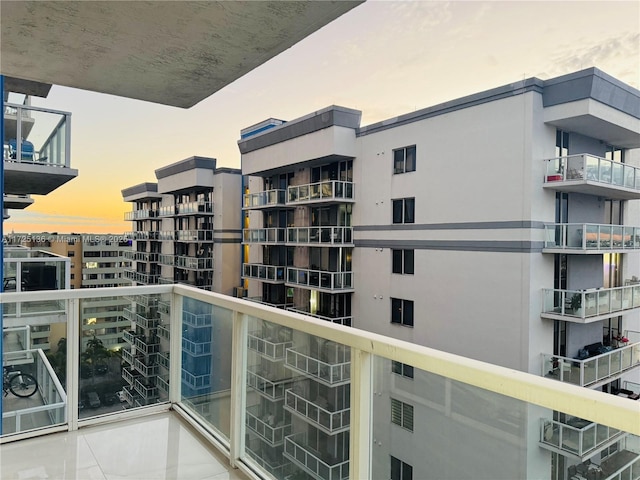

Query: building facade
left=238, top=68, right=640, bottom=480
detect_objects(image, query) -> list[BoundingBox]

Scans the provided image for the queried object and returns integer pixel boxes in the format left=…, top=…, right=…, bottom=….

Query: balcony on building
left=286, top=180, right=354, bottom=206
left=286, top=267, right=354, bottom=293
left=243, top=263, right=286, bottom=284
left=286, top=226, right=354, bottom=247
left=243, top=228, right=286, bottom=244
left=246, top=364, right=294, bottom=400
left=286, top=307, right=352, bottom=327
left=174, top=255, right=213, bottom=271
left=284, top=381, right=350, bottom=434
left=124, top=208, right=157, bottom=221
left=247, top=325, right=293, bottom=360
left=131, top=231, right=160, bottom=241
left=243, top=189, right=287, bottom=210
left=541, top=286, right=640, bottom=323
left=284, top=432, right=349, bottom=480
left=539, top=417, right=626, bottom=461
left=123, top=269, right=159, bottom=285
left=543, top=224, right=640, bottom=254
left=285, top=342, right=350, bottom=386
left=3, top=100, right=78, bottom=196
left=3, top=194, right=34, bottom=210
left=543, top=155, right=640, bottom=201
left=174, top=229, right=214, bottom=242
left=542, top=342, right=640, bottom=388
left=246, top=405, right=292, bottom=446
left=176, top=200, right=214, bottom=216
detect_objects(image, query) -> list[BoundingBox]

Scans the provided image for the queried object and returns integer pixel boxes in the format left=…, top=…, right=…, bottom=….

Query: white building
left=239, top=67, right=640, bottom=480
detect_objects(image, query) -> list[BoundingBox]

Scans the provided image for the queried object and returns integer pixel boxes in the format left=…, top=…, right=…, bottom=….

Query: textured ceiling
left=0, top=1, right=361, bottom=107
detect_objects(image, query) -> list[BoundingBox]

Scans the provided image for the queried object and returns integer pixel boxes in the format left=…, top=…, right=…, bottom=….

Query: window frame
left=392, top=361, right=414, bottom=379
left=391, top=298, right=414, bottom=327
left=392, top=198, right=415, bottom=224
left=391, top=455, right=413, bottom=480
left=391, top=398, right=414, bottom=431
left=392, top=249, right=414, bottom=275
left=393, top=145, right=416, bottom=174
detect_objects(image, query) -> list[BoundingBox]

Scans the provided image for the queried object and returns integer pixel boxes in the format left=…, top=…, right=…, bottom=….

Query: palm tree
left=81, top=336, right=110, bottom=381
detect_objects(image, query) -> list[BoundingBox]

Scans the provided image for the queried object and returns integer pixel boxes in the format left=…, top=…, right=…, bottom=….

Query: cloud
left=540, top=32, right=640, bottom=87
left=5, top=210, right=127, bottom=234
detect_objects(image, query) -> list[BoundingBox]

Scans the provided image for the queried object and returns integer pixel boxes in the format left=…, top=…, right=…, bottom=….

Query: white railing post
left=230, top=310, right=248, bottom=468
left=67, top=297, right=80, bottom=431
left=169, top=291, right=183, bottom=403
left=350, top=347, right=372, bottom=480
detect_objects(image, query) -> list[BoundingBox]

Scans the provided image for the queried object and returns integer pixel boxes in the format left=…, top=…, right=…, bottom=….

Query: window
left=70, top=274, right=75, bottom=280
left=393, top=146, right=416, bottom=174
left=391, top=298, right=414, bottom=327
left=391, top=398, right=414, bottom=431
left=391, top=456, right=413, bottom=480
left=392, top=249, right=414, bottom=274
left=392, top=198, right=415, bottom=224
left=392, top=361, right=414, bottom=379
left=67, top=251, right=75, bottom=257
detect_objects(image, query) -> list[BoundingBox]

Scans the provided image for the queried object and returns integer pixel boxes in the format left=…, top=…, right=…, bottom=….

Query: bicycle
left=3, top=366, right=38, bottom=398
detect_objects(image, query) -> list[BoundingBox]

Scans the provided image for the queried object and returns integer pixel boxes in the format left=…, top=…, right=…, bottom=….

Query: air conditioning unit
left=233, top=286, right=246, bottom=298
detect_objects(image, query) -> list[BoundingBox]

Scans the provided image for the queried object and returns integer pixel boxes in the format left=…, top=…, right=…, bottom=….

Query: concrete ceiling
left=0, top=1, right=361, bottom=107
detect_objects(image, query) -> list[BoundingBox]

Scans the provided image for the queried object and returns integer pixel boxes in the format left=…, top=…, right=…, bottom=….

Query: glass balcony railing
left=243, top=228, right=286, bottom=244
left=175, top=256, right=213, bottom=270
left=243, top=189, right=287, bottom=209
left=287, top=307, right=352, bottom=327
left=287, top=226, right=353, bottom=245
left=539, top=417, right=625, bottom=459
left=130, top=231, right=160, bottom=241
left=287, top=181, right=354, bottom=205
left=542, top=286, right=640, bottom=321
left=286, top=267, right=353, bottom=292
left=3, top=103, right=71, bottom=167
left=2, top=285, right=639, bottom=480
left=124, top=209, right=156, bottom=221
left=3, top=251, right=69, bottom=293
left=243, top=263, right=286, bottom=283
left=176, top=200, right=213, bottom=215
left=175, top=230, right=214, bottom=242
left=543, top=224, right=640, bottom=252
left=544, top=155, right=640, bottom=199
left=124, top=251, right=158, bottom=262
left=542, top=342, right=640, bottom=387
left=123, top=269, right=160, bottom=285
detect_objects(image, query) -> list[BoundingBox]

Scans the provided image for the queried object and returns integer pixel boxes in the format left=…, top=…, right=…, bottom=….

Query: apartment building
left=238, top=68, right=640, bottom=480
left=120, top=157, right=242, bottom=408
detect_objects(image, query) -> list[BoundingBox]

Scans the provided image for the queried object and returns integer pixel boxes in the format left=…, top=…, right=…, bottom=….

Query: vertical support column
left=65, top=112, right=71, bottom=168
left=350, top=347, right=372, bottom=480
left=229, top=310, right=248, bottom=467
left=67, top=297, right=80, bottom=431
left=169, top=291, right=183, bottom=404
left=0, top=74, right=4, bottom=435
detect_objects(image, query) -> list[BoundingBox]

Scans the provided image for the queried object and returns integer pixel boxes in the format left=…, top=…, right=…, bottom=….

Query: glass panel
left=180, top=298, right=233, bottom=440
left=2, top=301, right=67, bottom=435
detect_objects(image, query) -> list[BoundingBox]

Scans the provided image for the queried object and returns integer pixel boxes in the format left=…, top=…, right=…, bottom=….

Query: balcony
left=175, top=256, right=213, bottom=271
left=123, top=269, right=159, bottom=285
left=285, top=346, right=350, bottom=386
left=243, top=228, right=286, bottom=244
left=285, top=388, right=350, bottom=434
left=539, top=417, right=626, bottom=460
left=3, top=103, right=78, bottom=196
left=242, top=263, right=286, bottom=284
left=124, top=209, right=157, bottom=221
left=246, top=405, right=292, bottom=446
left=542, top=342, right=640, bottom=387
left=175, top=230, right=214, bottom=242
left=287, top=180, right=354, bottom=206
left=247, top=330, right=293, bottom=360
left=284, top=433, right=349, bottom=480
left=286, top=226, right=354, bottom=246
left=286, top=268, right=354, bottom=293
left=543, top=224, right=640, bottom=253
left=126, top=251, right=158, bottom=263
left=130, top=231, right=161, bottom=241
left=2, top=284, right=638, bottom=480
left=176, top=200, right=214, bottom=216
left=287, top=308, right=352, bottom=327
left=243, top=189, right=287, bottom=209
left=182, top=337, right=211, bottom=356
left=541, top=286, right=640, bottom=323
left=543, top=155, right=640, bottom=200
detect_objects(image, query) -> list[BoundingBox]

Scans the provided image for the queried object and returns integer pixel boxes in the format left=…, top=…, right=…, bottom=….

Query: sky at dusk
left=5, top=0, right=640, bottom=234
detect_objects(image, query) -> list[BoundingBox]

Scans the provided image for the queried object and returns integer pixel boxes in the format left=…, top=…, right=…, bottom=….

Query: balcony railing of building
left=174, top=230, right=214, bottom=242
left=286, top=307, right=352, bottom=327
left=242, top=263, right=286, bottom=283
left=246, top=404, right=292, bottom=446
left=243, top=189, right=287, bottom=209
left=286, top=267, right=354, bottom=292
left=286, top=226, right=354, bottom=246
left=3, top=103, right=71, bottom=168
left=539, top=417, right=626, bottom=460
left=542, top=286, right=640, bottom=322
left=243, top=228, right=286, bottom=244
left=543, top=155, right=640, bottom=200
left=245, top=297, right=294, bottom=309
left=2, top=285, right=639, bottom=480
left=543, top=224, right=640, bottom=253
left=247, top=329, right=293, bottom=360
left=130, top=231, right=161, bottom=241
left=124, top=251, right=158, bottom=263
left=285, top=388, right=350, bottom=434
left=542, top=342, right=640, bottom=387
left=124, top=209, right=157, bottom=221
left=174, top=256, right=213, bottom=271
left=123, top=269, right=159, bottom=285
left=176, top=201, right=214, bottom=216
left=287, top=181, right=354, bottom=205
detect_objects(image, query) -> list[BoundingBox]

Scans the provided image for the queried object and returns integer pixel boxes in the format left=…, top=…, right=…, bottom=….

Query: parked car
left=95, top=364, right=108, bottom=376
left=86, top=391, right=101, bottom=408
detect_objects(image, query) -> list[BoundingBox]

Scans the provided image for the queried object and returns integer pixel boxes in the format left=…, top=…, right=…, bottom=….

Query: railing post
left=169, top=290, right=183, bottom=403
left=230, top=310, right=248, bottom=467
left=350, top=347, right=372, bottom=480
left=67, top=297, right=80, bottom=431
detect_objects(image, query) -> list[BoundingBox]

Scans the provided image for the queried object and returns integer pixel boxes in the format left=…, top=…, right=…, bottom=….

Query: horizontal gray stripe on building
left=155, top=156, right=217, bottom=179
left=121, top=182, right=158, bottom=197
left=213, top=229, right=242, bottom=234
left=355, top=239, right=544, bottom=253
left=354, top=221, right=546, bottom=231
left=214, top=238, right=242, bottom=244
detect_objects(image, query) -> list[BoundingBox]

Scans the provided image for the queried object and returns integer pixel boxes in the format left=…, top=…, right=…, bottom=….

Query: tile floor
left=0, top=412, right=250, bottom=480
